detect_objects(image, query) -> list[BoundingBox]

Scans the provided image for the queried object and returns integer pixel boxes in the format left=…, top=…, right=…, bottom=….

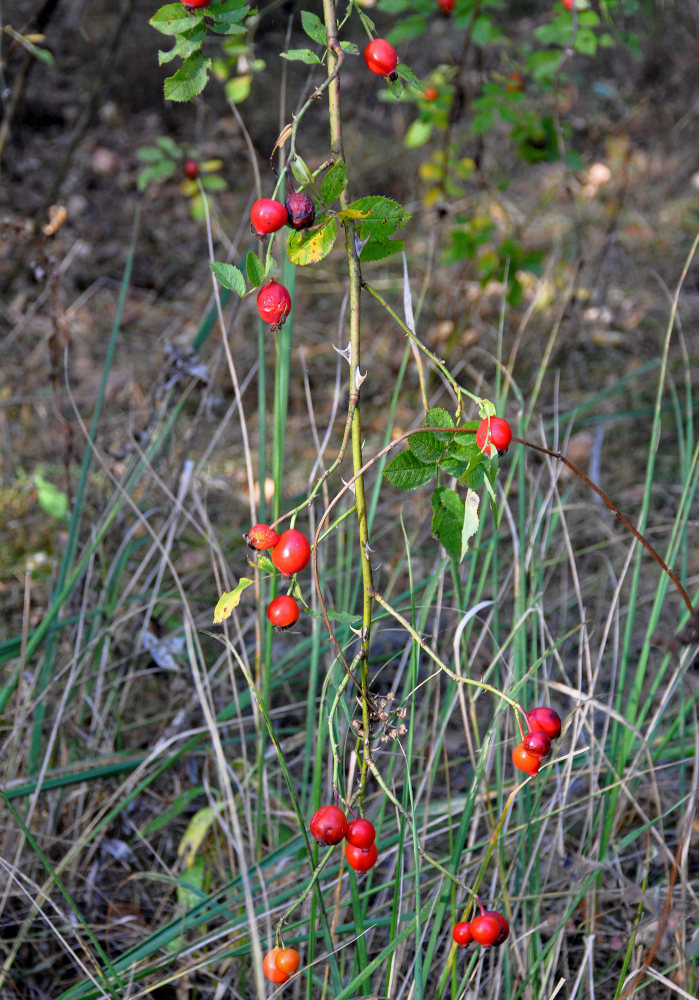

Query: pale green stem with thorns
left=323, top=0, right=373, bottom=802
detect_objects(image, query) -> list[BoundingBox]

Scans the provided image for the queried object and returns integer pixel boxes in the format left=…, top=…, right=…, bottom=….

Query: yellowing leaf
left=213, top=577, right=253, bottom=623
left=177, top=805, right=220, bottom=868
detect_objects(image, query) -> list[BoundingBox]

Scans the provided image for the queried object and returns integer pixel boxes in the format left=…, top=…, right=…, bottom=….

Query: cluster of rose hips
left=452, top=907, right=509, bottom=949
left=262, top=945, right=300, bottom=985
left=245, top=524, right=312, bottom=629
left=512, top=706, right=562, bottom=777
left=310, top=805, right=378, bottom=873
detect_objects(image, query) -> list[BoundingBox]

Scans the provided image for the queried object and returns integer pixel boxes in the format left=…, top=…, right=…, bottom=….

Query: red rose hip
left=262, top=947, right=288, bottom=983
left=256, top=280, right=292, bottom=329
left=181, top=0, right=212, bottom=7
left=310, top=805, right=348, bottom=845
left=346, top=818, right=376, bottom=849
left=271, top=528, right=311, bottom=576
left=346, top=841, right=378, bottom=872
left=475, top=416, right=512, bottom=456
left=275, top=948, right=300, bottom=975
left=267, top=595, right=300, bottom=629
left=527, top=706, right=562, bottom=740
left=363, top=39, right=398, bottom=80
left=244, top=523, right=279, bottom=551
left=522, top=730, right=552, bottom=758
left=512, top=742, right=541, bottom=776
left=482, top=910, right=509, bottom=945
left=452, top=921, right=472, bottom=946
left=184, top=159, right=199, bottom=179
left=250, top=198, right=288, bottom=236
left=469, top=913, right=502, bottom=947
left=285, top=190, right=315, bottom=230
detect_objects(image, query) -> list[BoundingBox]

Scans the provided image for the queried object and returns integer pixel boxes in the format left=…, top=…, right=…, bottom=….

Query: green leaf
left=136, top=161, right=176, bottom=191
left=209, top=0, right=250, bottom=32
left=383, top=451, right=436, bottom=492
left=301, top=10, right=326, bottom=45
left=320, top=161, right=348, bottom=205
left=156, top=135, right=181, bottom=157
left=201, top=174, right=227, bottom=191
left=431, top=486, right=464, bottom=561
left=245, top=250, right=266, bottom=287
left=289, top=156, right=315, bottom=189
left=213, top=577, right=253, bottom=623
left=158, top=22, right=207, bottom=64
left=395, top=62, right=422, bottom=89
left=525, top=49, right=563, bottom=82
left=164, top=52, right=211, bottom=101
left=281, top=48, right=321, bottom=64
left=339, top=40, right=359, bottom=55
left=408, top=408, right=454, bottom=464
left=573, top=29, right=598, bottom=56
left=287, top=216, right=337, bottom=266
left=34, top=472, right=68, bottom=520
left=136, top=146, right=167, bottom=163
left=360, top=239, right=404, bottom=263
left=460, top=489, right=480, bottom=560
left=405, top=119, right=433, bottom=149
left=347, top=196, right=411, bottom=241
left=149, top=4, right=199, bottom=36
left=210, top=262, right=246, bottom=295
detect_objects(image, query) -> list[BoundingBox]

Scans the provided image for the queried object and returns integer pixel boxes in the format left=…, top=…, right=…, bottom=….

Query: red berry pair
left=245, top=525, right=312, bottom=629
left=475, top=415, right=512, bottom=456
left=453, top=909, right=509, bottom=948
left=262, top=946, right=300, bottom=983
left=309, top=806, right=378, bottom=872
left=512, top=706, right=562, bottom=776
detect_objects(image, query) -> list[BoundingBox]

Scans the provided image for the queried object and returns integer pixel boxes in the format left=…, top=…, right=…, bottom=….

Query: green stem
left=323, top=0, right=374, bottom=802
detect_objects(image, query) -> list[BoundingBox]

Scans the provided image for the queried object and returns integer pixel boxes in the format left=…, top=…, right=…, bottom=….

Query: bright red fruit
left=475, top=416, right=512, bottom=456
left=250, top=198, right=288, bottom=236
left=262, top=948, right=288, bottom=983
left=181, top=0, right=212, bottom=7
left=346, top=818, right=376, bottom=849
left=452, top=921, right=472, bottom=946
left=561, top=0, right=574, bottom=7
left=506, top=73, right=524, bottom=92
left=469, top=913, right=502, bottom=947
left=522, top=730, right=552, bottom=758
left=256, top=280, right=292, bottom=329
left=437, top=0, right=455, bottom=11
left=267, top=595, right=300, bottom=629
left=423, top=87, right=438, bottom=101
left=363, top=39, right=398, bottom=79
left=245, top=523, right=279, bottom=551
left=275, top=948, right=300, bottom=975
left=271, top=528, right=311, bottom=576
left=512, top=742, right=541, bottom=776
left=527, top=706, right=562, bottom=740
left=482, top=910, right=509, bottom=945
left=346, top=841, right=378, bottom=872
left=310, top=805, right=348, bottom=845
left=184, top=159, right=199, bottom=179
left=285, top=190, right=315, bottom=230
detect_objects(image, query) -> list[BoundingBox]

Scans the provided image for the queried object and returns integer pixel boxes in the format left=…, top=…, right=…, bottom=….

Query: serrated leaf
left=431, top=486, right=464, bottom=561
left=383, top=451, right=436, bottom=492
left=320, top=161, right=347, bottom=205
left=281, top=48, right=322, bottom=64
left=347, top=196, right=411, bottom=241
left=164, top=52, right=211, bottom=101
left=395, top=62, right=421, bottom=89
left=158, top=22, right=206, bottom=64
left=301, top=10, right=326, bottom=44
left=149, top=4, right=199, bottom=36
left=210, top=262, right=246, bottom=296
left=245, top=250, right=266, bottom=287
left=408, top=409, right=454, bottom=464
left=460, top=489, right=480, bottom=560
left=213, top=577, right=253, bottom=623
left=339, top=40, right=359, bottom=55
left=360, top=239, right=404, bottom=263
left=287, top=216, right=337, bottom=266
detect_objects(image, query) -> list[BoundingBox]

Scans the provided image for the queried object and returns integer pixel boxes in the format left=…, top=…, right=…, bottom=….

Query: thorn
left=355, top=367, right=367, bottom=391
left=354, top=233, right=370, bottom=256
left=332, top=342, right=352, bottom=364
left=341, top=477, right=356, bottom=494
left=364, top=541, right=374, bottom=558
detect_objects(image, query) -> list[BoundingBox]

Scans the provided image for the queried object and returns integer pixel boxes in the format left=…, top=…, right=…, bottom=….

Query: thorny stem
left=513, top=435, right=695, bottom=617
left=323, top=0, right=374, bottom=804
